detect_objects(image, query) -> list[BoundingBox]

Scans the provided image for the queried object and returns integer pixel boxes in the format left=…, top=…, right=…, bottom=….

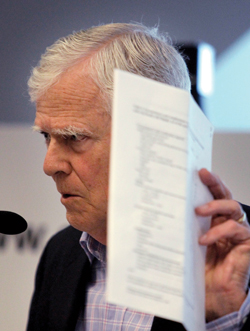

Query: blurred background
left=1, top=1, right=250, bottom=330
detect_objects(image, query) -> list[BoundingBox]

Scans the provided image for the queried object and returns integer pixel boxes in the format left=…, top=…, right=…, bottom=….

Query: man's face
left=34, top=63, right=111, bottom=245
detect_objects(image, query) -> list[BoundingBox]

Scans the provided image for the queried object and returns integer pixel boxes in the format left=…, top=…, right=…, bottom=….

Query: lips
left=58, top=188, right=81, bottom=202
left=62, top=194, right=72, bottom=199
left=60, top=194, right=80, bottom=206
left=61, top=193, right=80, bottom=199
left=58, top=189, right=78, bottom=198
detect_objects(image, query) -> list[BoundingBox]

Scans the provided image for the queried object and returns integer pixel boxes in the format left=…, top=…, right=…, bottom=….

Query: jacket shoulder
left=40, top=226, right=84, bottom=273
left=26, top=226, right=89, bottom=331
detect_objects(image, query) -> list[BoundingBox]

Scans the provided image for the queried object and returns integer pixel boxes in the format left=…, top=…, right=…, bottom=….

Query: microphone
left=0, top=211, right=28, bottom=235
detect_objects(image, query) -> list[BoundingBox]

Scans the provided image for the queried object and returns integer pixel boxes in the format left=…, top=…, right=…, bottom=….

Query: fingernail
left=200, top=204, right=210, bottom=211
left=199, top=234, right=207, bottom=244
left=197, top=205, right=210, bottom=214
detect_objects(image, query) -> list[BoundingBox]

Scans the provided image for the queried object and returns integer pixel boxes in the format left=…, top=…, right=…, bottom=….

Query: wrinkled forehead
left=35, top=65, right=109, bottom=126
left=38, top=58, right=108, bottom=108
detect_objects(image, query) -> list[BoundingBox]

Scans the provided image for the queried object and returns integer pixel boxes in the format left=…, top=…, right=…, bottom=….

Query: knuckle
left=227, top=219, right=238, bottom=231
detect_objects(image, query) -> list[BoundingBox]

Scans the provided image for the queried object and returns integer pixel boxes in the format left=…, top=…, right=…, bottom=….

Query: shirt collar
left=79, top=232, right=106, bottom=265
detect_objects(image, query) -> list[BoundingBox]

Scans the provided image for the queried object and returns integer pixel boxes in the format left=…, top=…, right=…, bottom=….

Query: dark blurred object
left=0, top=211, right=28, bottom=235
left=177, top=42, right=215, bottom=113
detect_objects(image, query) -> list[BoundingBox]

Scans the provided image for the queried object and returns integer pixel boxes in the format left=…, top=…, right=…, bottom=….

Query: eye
left=41, top=131, right=51, bottom=144
left=69, top=134, right=88, bottom=142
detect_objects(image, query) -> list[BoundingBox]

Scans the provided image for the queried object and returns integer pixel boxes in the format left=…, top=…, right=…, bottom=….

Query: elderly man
left=26, top=23, right=250, bottom=331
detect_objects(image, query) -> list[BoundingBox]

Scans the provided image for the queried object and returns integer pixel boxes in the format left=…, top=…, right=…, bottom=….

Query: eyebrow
left=32, top=125, right=94, bottom=137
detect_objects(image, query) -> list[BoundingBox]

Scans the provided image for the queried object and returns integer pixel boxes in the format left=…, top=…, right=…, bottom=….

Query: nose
left=43, top=139, right=71, bottom=177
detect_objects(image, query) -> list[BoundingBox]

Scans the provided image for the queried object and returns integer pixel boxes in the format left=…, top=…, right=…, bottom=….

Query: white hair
left=28, top=23, right=191, bottom=112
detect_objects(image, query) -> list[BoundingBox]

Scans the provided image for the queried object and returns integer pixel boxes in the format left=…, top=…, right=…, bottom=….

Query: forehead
left=35, top=63, right=107, bottom=130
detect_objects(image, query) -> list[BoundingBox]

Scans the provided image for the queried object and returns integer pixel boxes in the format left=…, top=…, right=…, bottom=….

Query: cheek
left=76, top=152, right=110, bottom=192
left=92, top=156, right=110, bottom=191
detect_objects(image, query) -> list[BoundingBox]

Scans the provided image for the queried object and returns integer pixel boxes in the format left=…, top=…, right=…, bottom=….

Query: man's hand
left=196, top=168, right=250, bottom=322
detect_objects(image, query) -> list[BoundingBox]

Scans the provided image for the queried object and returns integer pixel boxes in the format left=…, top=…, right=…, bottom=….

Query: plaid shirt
left=75, top=232, right=250, bottom=331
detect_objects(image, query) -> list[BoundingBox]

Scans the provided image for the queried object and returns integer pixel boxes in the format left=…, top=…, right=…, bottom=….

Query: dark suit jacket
left=26, top=204, right=250, bottom=331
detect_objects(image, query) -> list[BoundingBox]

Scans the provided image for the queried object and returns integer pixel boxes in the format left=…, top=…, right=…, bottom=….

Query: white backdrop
left=0, top=125, right=250, bottom=330
left=0, top=125, right=66, bottom=331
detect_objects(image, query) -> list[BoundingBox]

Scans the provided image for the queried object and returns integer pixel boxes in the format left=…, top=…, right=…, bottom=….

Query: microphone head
left=0, top=211, right=28, bottom=235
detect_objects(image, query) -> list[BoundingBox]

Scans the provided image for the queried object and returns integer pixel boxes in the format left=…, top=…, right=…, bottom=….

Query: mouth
left=62, top=194, right=72, bottom=199
left=59, top=189, right=81, bottom=203
left=61, top=193, right=80, bottom=201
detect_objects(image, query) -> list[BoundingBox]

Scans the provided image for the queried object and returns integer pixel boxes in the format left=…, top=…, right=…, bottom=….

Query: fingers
left=196, top=195, right=250, bottom=245
left=199, top=219, right=250, bottom=246
left=197, top=168, right=250, bottom=246
left=199, top=168, right=232, bottom=200
left=196, top=199, right=243, bottom=221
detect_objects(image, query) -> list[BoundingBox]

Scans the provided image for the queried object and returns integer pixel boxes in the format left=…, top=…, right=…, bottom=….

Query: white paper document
left=107, top=70, right=214, bottom=331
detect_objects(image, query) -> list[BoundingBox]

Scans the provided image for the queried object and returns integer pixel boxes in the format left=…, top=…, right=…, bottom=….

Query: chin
left=65, top=209, right=107, bottom=242
left=65, top=211, right=86, bottom=231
